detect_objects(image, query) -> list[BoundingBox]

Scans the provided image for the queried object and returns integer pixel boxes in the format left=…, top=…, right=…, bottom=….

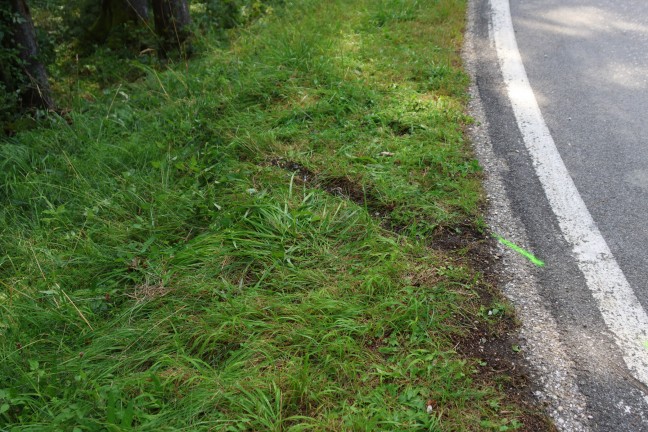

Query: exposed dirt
left=453, top=292, right=557, bottom=432
left=449, top=229, right=556, bottom=431
left=268, top=157, right=393, bottom=218
left=387, top=119, right=415, bottom=136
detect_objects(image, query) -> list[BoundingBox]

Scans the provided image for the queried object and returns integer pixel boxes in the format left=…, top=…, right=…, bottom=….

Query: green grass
left=1, top=0, right=529, bottom=430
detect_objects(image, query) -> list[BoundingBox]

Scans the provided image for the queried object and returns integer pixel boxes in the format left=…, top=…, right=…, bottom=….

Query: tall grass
left=1, top=0, right=525, bottom=430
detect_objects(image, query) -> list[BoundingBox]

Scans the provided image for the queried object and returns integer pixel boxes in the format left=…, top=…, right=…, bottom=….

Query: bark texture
left=4, top=0, right=54, bottom=110
left=127, top=0, right=149, bottom=21
left=89, top=0, right=149, bottom=43
left=152, top=0, right=191, bottom=58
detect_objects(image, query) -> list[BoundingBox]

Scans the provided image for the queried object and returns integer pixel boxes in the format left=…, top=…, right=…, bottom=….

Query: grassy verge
left=1, top=0, right=545, bottom=430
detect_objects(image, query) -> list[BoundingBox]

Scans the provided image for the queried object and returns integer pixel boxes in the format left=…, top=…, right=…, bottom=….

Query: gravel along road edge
left=463, top=3, right=590, bottom=429
left=464, top=0, right=648, bottom=430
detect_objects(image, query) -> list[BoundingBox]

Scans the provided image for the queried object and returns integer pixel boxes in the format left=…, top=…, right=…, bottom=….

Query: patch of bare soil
left=454, top=296, right=556, bottom=432
left=268, top=157, right=393, bottom=218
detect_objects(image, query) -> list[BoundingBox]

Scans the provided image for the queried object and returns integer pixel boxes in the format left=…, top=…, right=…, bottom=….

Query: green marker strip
left=493, top=234, right=545, bottom=267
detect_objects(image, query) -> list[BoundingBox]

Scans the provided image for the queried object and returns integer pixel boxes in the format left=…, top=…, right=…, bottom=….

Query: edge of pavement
left=462, top=0, right=591, bottom=430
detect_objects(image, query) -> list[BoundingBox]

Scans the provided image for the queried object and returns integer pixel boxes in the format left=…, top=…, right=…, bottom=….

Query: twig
left=61, top=288, right=94, bottom=331
left=29, top=244, right=46, bottom=280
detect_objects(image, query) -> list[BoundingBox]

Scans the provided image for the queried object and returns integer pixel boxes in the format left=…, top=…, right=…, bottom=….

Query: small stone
left=426, top=399, right=435, bottom=414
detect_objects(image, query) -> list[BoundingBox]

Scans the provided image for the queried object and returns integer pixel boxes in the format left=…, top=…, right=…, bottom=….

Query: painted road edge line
left=490, top=0, right=648, bottom=394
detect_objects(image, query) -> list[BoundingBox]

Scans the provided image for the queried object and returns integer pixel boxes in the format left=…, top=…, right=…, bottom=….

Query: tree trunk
left=126, top=0, right=148, bottom=22
left=152, top=0, right=191, bottom=58
left=88, top=0, right=149, bottom=43
left=6, top=0, right=54, bottom=110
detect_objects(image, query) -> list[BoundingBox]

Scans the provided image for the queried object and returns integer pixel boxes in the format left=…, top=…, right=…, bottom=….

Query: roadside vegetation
left=1, top=0, right=546, bottom=430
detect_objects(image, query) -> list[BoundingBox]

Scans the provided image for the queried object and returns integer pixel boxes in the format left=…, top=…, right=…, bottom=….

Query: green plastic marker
left=493, top=234, right=545, bottom=267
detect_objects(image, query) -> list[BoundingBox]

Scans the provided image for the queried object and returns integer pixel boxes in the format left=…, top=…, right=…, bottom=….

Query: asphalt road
left=511, top=0, right=648, bottom=322
left=468, top=0, right=648, bottom=430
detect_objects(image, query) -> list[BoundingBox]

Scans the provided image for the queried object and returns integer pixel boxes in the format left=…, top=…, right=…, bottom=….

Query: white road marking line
left=491, top=0, right=648, bottom=394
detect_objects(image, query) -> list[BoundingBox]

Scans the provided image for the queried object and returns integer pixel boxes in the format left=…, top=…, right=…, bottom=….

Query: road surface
left=466, top=0, right=648, bottom=430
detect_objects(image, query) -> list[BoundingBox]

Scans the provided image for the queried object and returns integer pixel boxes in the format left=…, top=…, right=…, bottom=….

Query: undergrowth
left=0, top=0, right=530, bottom=430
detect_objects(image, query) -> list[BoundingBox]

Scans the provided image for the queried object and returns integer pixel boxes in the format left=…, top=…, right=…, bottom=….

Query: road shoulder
left=463, top=0, right=591, bottom=429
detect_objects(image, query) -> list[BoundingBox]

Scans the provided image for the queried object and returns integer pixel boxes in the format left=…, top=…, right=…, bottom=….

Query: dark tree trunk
left=126, top=0, right=148, bottom=22
left=152, top=0, right=191, bottom=58
left=89, top=0, right=149, bottom=43
left=5, top=0, right=54, bottom=110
